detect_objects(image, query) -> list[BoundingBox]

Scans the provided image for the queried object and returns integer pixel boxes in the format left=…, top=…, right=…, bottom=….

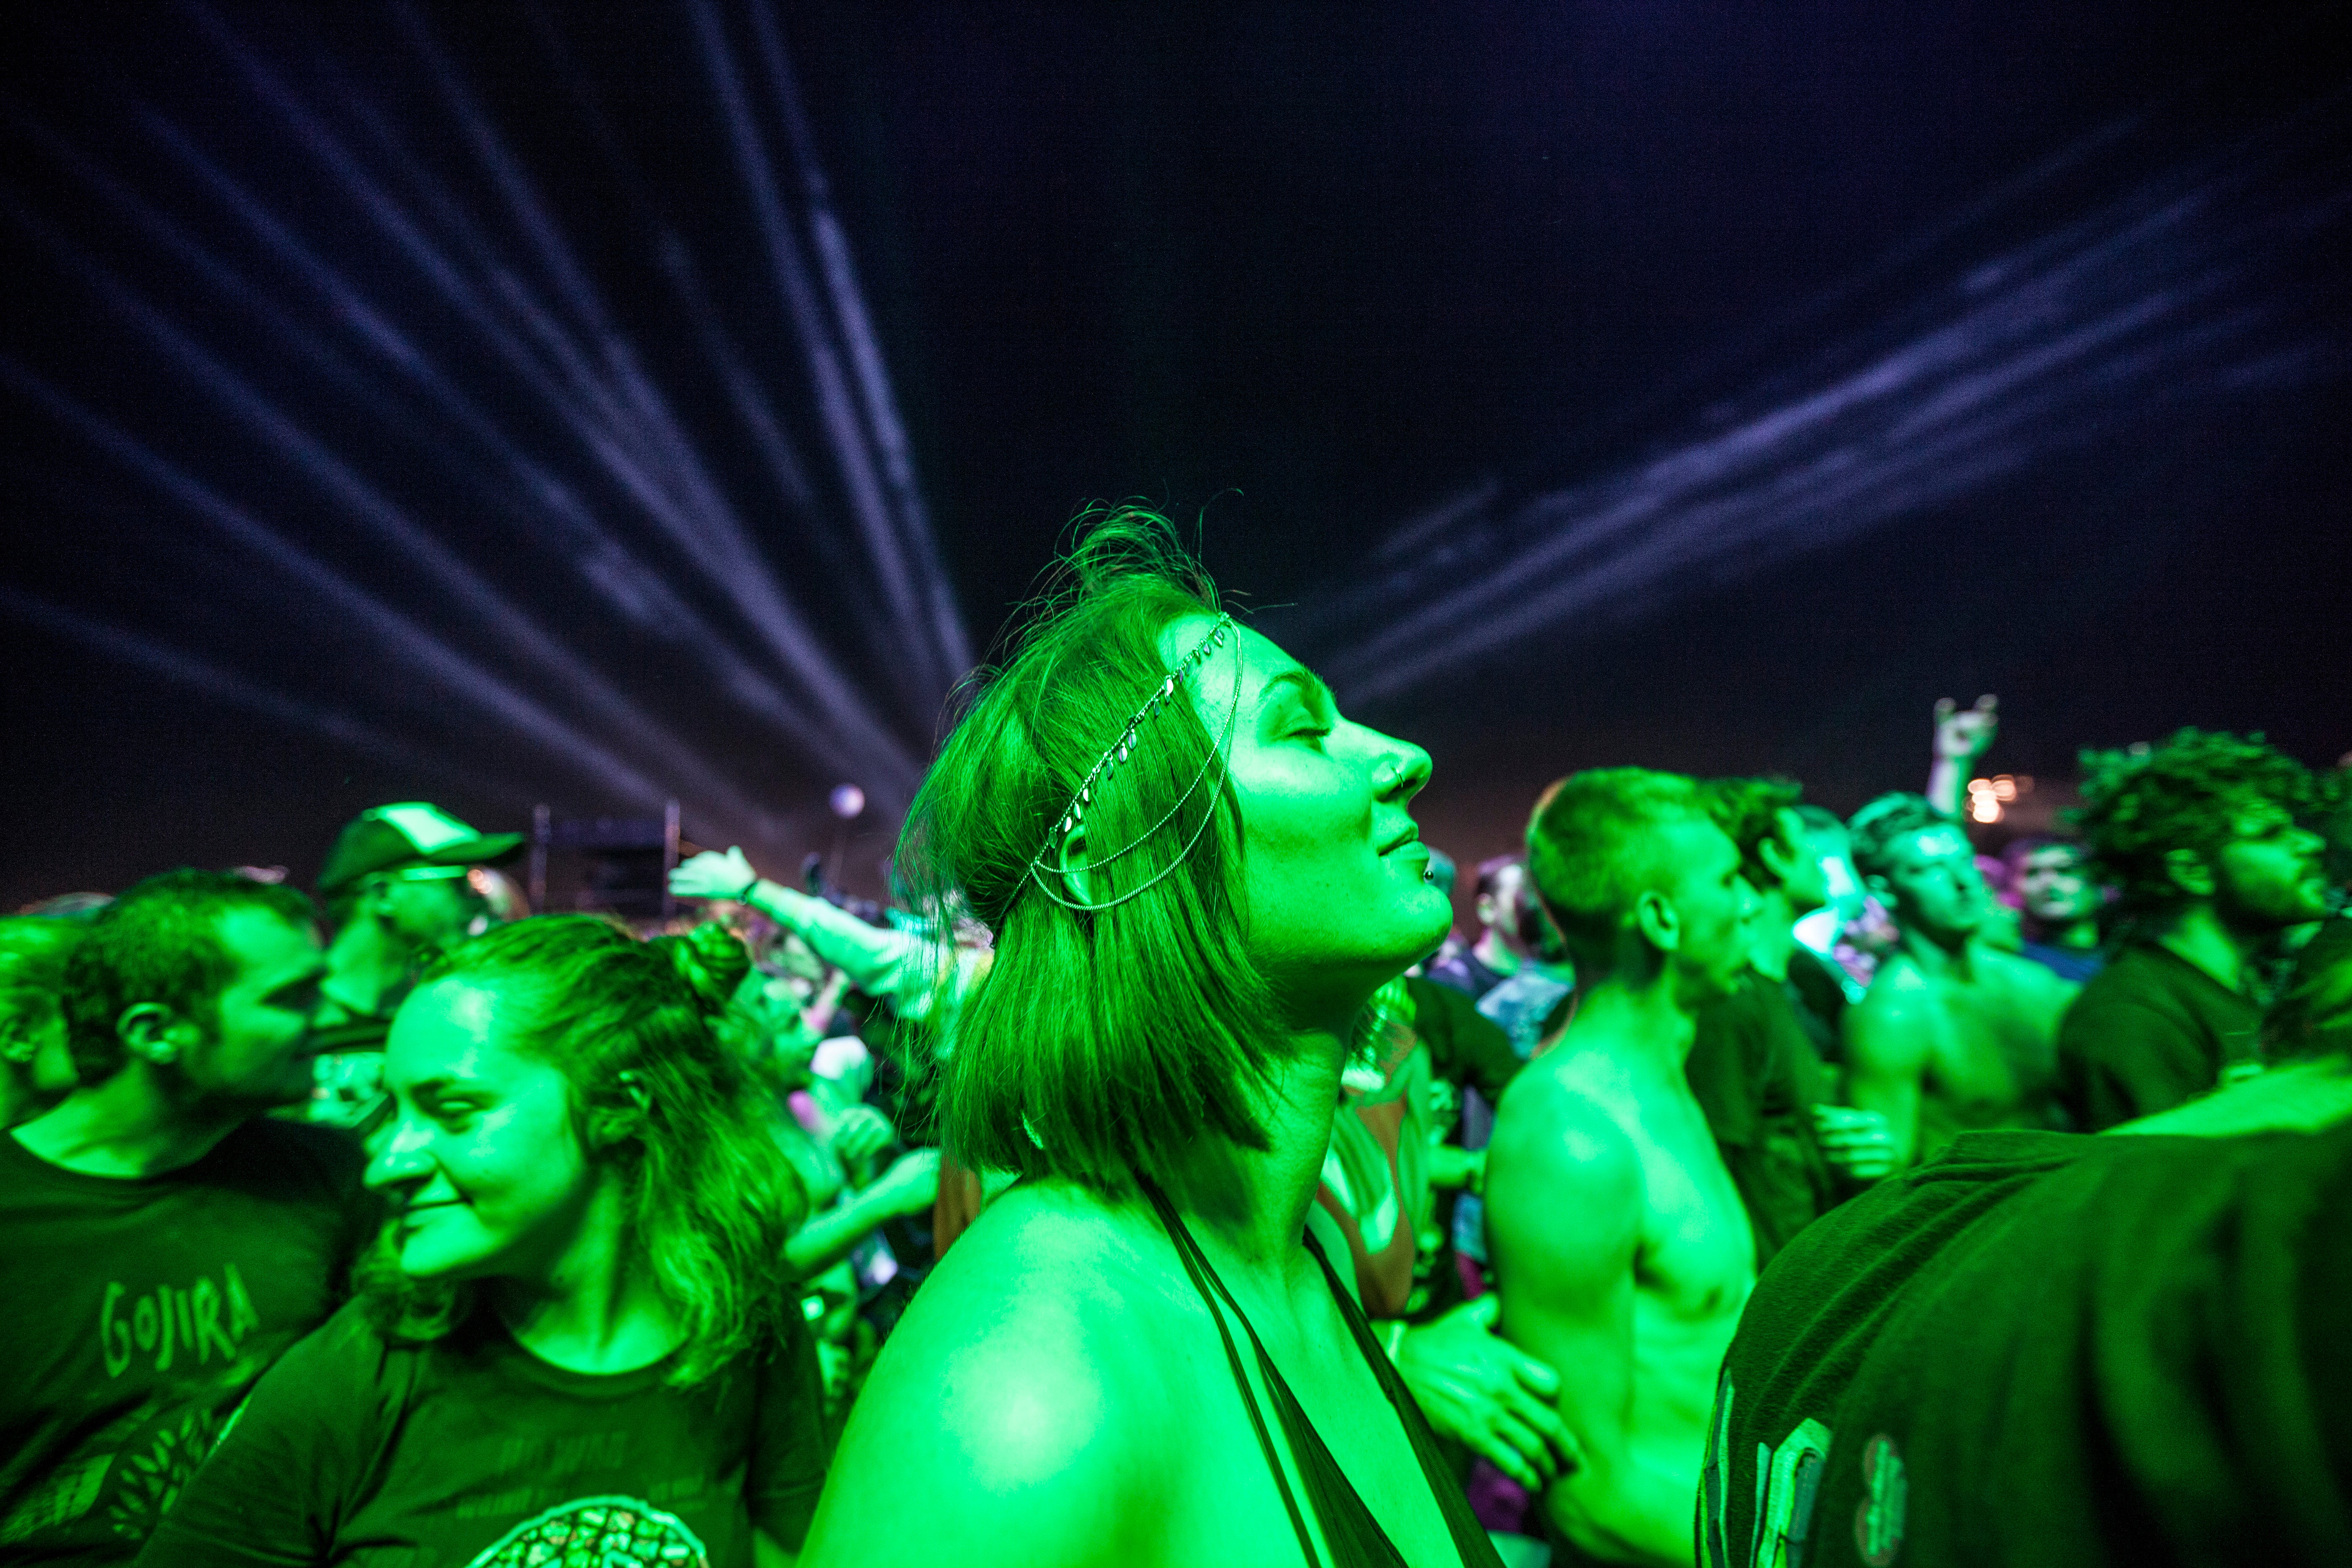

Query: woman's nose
left=364, top=1119, right=434, bottom=1191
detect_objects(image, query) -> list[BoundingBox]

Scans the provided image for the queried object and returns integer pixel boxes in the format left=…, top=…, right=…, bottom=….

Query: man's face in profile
left=178, top=909, right=327, bottom=1110
left=1660, top=815, right=1760, bottom=1003
left=1878, top=825, right=1987, bottom=940
left=2209, top=799, right=2329, bottom=932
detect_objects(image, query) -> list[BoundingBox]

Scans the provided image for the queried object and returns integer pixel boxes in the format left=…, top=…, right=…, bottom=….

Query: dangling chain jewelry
left=1024, top=614, right=1242, bottom=913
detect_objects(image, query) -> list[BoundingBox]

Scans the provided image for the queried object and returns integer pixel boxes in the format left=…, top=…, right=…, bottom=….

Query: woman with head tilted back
left=135, top=918, right=830, bottom=1568
left=802, top=513, right=1498, bottom=1568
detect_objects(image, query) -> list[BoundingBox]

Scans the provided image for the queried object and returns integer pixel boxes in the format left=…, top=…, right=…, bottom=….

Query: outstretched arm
left=1485, top=1079, right=1691, bottom=1566
left=673, top=848, right=929, bottom=1000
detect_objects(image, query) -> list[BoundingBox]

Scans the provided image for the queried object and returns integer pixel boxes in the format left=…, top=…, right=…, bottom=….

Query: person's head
left=1791, top=804, right=1865, bottom=926
left=1472, top=856, right=1530, bottom=951
left=2073, top=730, right=2326, bottom=940
left=1706, top=776, right=1829, bottom=916
left=2006, top=837, right=2102, bottom=931
left=61, top=870, right=324, bottom=1112
left=0, top=918, right=86, bottom=1118
left=1526, top=767, right=1758, bottom=1005
left=363, top=915, right=798, bottom=1384
left=898, top=507, right=1449, bottom=1196
left=1848, top=793, right=1986, bottom=944
left=319, top=803, right=526, bottom=954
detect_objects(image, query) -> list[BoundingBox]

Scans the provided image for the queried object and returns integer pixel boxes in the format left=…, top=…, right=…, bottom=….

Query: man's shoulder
left=2060, top=946, right=2219, bottom=1042
left=1491, top=1055, right=1643, bottom=1191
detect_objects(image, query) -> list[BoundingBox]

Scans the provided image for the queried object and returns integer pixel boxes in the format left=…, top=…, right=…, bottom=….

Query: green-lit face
left=371, top=870, right=490, bottom=951
left=1164, top=618, right=1452, bottom=1024
left=2019, top=845, right=2099, bottom=924
left=179, top=909, right=325, bottom=1109
left=369, top=977, right=598, bottom=1284
left=1657, top=815, right=1760, bottom=1003
left=2210, top=800, right=2329, bottom=931
left=1876, top=824, right=1988, bottom=940
left=1771, top=807, right=1831, bottom=911
left=0, top=1001, right=77, bottom=1098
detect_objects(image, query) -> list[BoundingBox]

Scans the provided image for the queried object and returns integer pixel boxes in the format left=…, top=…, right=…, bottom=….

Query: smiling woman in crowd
left=137, top=916, right=830, bottom=1568
left=801, top=512, right=1501, bottom=1568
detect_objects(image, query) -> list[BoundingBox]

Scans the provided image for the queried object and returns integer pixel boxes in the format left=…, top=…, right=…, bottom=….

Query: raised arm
left=1925, top=694, right=1998, bottom=819
left=1484, top=1078, right=1689, bottom=1566
left=672, top=848, right=934, bottom=1002
left=1841, top=979, right=1933, bottom=1168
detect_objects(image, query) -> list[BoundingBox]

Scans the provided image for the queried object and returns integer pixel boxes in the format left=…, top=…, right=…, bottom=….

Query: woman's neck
left=490, top=1178, right=683, bottom=1376
left=1164, top=1021, right=1348, bottom=1284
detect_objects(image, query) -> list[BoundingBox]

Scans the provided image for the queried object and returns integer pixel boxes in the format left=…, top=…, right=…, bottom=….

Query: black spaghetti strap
left=1141, top=1179, right=1323, bottom=1568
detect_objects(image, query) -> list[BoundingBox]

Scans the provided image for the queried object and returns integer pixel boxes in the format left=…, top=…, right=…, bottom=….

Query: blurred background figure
left=307, top=804, right=525, bottom=1136
left=1840, top=794, right=2076, bottom=1168
left=2060, top=729, right=2328, bottom=1131
left=2006, top=836, right=2107, bottom=983
left=0, top=916, right=85, bottom=1128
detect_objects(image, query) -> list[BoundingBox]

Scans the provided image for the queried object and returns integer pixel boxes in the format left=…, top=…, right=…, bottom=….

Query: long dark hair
left=361, top=916, right=801, bottom=1385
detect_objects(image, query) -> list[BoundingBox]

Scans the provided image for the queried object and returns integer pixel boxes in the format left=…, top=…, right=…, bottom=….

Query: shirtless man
left=1841, top=793, right=2077, bottom=1166
left=1485, top=767, right=1761, bottom=1566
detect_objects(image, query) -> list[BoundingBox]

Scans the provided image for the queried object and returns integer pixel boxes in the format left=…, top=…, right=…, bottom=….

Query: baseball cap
left=318, top=803, right=525, bottom=894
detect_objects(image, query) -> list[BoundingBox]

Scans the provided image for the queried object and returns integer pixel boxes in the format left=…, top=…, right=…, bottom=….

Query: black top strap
left=1141, top=1178, right=1322, bottom=1566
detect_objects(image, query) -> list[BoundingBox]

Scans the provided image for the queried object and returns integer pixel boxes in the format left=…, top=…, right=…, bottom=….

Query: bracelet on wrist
left=737, top=875, right=762, bottom=903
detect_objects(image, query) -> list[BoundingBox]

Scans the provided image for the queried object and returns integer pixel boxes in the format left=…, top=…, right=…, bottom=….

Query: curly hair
left=2071, top=730, right=2316, bottom=923
left=1705, top=776, right=1805, bottom=894
left=360, top=914, right=802, bottom=1386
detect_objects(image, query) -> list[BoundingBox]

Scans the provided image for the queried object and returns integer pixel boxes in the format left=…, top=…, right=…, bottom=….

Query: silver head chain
left=1024, top=614, right=1242, bottom=913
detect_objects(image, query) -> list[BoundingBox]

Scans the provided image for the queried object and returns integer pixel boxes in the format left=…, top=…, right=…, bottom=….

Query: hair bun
left=653, top=923, right=751, bottom=1022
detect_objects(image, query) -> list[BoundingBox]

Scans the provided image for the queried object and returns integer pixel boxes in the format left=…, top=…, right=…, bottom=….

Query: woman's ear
left=1051, top=824, right=1096, bottom=908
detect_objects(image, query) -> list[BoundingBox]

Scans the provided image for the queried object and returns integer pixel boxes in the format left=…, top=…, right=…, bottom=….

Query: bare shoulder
left=1489, top=1056, right=1643, bottom=1212
left=802, top=1184, right=1177, bottom=1568
left=1844, top=958, right=1935, bottom=1067
left=1980, top=944, right=2081, bottom=1011
left=1485, top=1053, right=1644, bottom=1289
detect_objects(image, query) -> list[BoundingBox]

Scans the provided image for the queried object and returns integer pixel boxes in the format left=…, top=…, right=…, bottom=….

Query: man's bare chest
left=1616, top=1092, right=1756, bottom=1318
left=1916, top=977, right=2059, bottom=1114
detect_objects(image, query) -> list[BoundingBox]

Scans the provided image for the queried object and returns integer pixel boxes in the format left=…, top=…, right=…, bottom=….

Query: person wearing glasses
left=308, top=804, right=525, bottom=1134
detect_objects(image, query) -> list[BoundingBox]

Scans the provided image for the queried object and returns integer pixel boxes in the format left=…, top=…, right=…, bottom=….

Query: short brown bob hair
left=897, top=508, right=1284, bottom=1197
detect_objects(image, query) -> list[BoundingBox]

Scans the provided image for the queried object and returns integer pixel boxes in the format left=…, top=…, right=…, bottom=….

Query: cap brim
left=420, top=832, right=526, bottom=868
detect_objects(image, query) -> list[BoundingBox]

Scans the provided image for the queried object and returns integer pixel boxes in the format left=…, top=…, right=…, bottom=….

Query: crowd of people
left=3, top=509, right=2347, bottom=1568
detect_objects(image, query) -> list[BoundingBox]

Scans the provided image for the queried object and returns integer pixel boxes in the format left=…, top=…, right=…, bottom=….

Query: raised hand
left=1396, top=1294, right=1581, bottom=1491
left=671, top=846, right=758, bottom=902
left=1932, top=694, right=1999, bottom=760
left=828, top=1104, right=897, bottom=1165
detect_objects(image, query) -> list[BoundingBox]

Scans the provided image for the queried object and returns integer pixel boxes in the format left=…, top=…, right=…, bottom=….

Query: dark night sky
left=4, top=1, right=2347, bottom=910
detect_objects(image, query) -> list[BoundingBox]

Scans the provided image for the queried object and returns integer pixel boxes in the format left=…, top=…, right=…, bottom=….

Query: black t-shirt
left=1687, top=973, right=1839, bottom=1269
left=1702, top=1124, right=2352, bottom=1568
left=0, top=1120, right=371, bottom=1565
left=2057, top=942, right=2262, bottom=1130
left=1405, top=977, right=1522, bottom=1109
left=137, top=1300, right=832, bottom=1568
